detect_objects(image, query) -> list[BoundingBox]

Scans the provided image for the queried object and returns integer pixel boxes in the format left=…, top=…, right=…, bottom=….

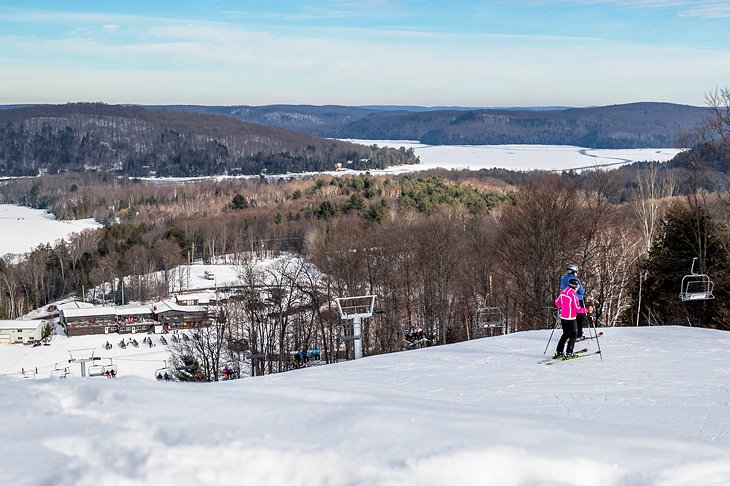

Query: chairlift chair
left=680, top=258, right=715, bottom=302
left=339, top=322, right=357, bottom=342
left=88, top=358, right=117, bottom=377
left=475, top=306, right=505, bottom=329
left=155, top=362, right=174, bottom=380
left=51, top=367, right=72, bottom=379
left=104, top=362, right=118, bottom=376
left=88, top=364, right=106, bottom=377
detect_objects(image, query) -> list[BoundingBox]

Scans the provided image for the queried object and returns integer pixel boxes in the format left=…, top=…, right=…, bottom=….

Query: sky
left=1, top=1, right=729, bottom=107
left=2, top=325, right=730, bottom=485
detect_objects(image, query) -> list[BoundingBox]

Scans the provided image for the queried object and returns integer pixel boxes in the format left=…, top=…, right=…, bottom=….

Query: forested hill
left=154, top=102, right=710, bottom=149
left=0, top=103, right=418, bottom=177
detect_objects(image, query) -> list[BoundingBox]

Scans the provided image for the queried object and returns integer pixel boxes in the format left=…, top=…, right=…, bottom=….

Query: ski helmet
left=566, top=263, right=579, bottom=273
left=568, top=277, right=580, bottom=288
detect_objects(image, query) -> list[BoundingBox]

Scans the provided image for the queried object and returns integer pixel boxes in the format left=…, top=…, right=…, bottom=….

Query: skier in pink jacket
left=553, top=278, right=591, bottom=359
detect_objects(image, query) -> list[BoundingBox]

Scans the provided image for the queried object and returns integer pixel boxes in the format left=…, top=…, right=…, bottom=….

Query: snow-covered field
left=2, top=326, right=729, bottom=485
left=345, top=140, right=682, bottom=172
left=0, top=204, right=101, bottom=257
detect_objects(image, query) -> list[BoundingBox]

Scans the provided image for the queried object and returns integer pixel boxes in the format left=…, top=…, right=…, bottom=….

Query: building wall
left=0, top=324, right=44, bottom=344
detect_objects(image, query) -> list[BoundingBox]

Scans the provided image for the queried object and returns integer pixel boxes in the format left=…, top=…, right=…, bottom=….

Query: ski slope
left=1, top=326, right=729, bottom=485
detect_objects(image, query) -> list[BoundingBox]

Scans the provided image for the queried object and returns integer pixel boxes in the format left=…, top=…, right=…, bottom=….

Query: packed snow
left=0, top=204, right=101, bottom=257
left=344, top=140, right=682, bottom=173
left=2, top=326, right=730, bottom=485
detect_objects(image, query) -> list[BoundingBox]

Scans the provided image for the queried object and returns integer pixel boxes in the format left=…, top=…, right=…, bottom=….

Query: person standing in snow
left=554, top=278, right=591, bottom=359
left=560, top=263, right=587, bottom=339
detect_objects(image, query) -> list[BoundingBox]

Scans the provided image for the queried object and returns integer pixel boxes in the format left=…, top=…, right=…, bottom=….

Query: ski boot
left=552, top=351, right=564, bottom=360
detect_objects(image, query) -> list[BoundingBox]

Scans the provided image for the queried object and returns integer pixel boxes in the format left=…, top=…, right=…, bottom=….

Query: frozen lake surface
left=0, top=204, right=101, bottom=257
left=345, top=140, right=682, bottom=172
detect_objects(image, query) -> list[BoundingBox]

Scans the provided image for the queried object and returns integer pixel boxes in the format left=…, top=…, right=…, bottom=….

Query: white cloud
left=0, top=6, right=727, bottom=105
left=554, top=0, right=730, bottom=18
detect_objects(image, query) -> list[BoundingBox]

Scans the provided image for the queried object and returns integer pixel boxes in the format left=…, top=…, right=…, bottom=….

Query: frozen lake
left=344, top=140, right=682, bottom=172
left=0, top=204, right=101, bottom=257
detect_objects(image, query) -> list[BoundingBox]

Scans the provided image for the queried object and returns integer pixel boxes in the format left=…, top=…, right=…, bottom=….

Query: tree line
left=0, top=103, right=419, bottom=177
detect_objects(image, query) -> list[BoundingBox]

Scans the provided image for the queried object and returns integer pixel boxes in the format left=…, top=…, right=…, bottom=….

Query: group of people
left=404, top=327, right=431, bottom=349
left=221, top=366, right=236, bottom=380
left=553, top=263, right=594, bottom=360
left=104, top=368, right=116, bottom=378
left=293, top=346, right=321, bottom=367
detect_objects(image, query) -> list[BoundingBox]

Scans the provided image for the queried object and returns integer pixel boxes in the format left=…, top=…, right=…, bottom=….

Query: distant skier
left=561, top=263, right=587, bottom=339
left=554, top=278, right=591, bottom=359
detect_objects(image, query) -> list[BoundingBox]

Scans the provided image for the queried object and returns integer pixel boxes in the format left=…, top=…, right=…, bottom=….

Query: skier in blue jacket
left=561, top=263, right=587, bottom=338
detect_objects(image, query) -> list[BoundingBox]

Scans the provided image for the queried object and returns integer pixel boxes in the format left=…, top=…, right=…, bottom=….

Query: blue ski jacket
left=560, top=273, right=585, bottom=301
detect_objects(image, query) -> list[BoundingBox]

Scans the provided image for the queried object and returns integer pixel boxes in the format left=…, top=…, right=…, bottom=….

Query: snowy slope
left=1, top=326, right=730, bottom=486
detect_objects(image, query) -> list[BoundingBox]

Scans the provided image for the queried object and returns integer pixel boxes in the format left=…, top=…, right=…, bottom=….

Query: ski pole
left=543, top=311, right=560, bottom=355
left=589, top=310, right=603, bottom=360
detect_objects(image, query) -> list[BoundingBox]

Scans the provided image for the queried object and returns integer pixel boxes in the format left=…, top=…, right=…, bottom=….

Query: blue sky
left=1, top=1, right=729, bottom=106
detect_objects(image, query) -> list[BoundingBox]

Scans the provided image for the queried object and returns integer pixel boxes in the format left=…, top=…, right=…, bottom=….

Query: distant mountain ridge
left=0, top=103, right=418, bottom=177
left=150, top=102, right=709, bottom=149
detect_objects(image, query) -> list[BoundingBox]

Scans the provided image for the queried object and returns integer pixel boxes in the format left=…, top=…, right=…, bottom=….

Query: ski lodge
left=60, top=300, right=209, bottom=337
left=0, top=319, right=48, bottom=344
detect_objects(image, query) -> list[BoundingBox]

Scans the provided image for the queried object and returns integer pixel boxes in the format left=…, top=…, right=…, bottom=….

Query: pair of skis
left=576, top=331, right=603, bottom=342
left=538, top=347, right=601, bottom=365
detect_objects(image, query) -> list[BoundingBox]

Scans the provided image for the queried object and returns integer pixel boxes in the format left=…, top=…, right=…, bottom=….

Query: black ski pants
left=556, top=318, right=577, bottom=355
left=576, top=299, right=586, bottom=337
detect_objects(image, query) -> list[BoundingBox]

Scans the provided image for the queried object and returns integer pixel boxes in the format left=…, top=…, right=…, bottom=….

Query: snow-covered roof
left=61, top=306, right=117, bottom=318
left=0, top=319, right=45, bottom=330
left=153, top=301, right=207, bottom=313
left=176, top=292, right=213, bottom=304
left=115, top=305, right=154, bottom=316
left=57, top=300, right=96, bottom=310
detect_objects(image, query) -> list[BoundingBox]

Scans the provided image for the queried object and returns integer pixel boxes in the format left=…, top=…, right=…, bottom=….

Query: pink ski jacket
left=555, top=286, right=588, bottom=320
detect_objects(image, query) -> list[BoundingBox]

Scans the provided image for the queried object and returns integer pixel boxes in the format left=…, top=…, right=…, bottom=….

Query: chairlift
left=51, top=367, right=72, bottom=379
left=88, top=364, right=106, bottom=377
left=88, top=358, right=118, bottom=377
left=339, top=322, right=357, bottom=342
left=475, top=306, right=504, bottom=329
left=400, top=319, right=429, bottom=348
left=680, top=258, right=715, bottom=302
left=155, top=361, right=174, bottom=381
left=104, top=362, right=118, bottom=376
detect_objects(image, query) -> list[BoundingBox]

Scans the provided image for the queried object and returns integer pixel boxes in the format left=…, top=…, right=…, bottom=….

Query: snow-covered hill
left=2, top=326, right=730, bottom=485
